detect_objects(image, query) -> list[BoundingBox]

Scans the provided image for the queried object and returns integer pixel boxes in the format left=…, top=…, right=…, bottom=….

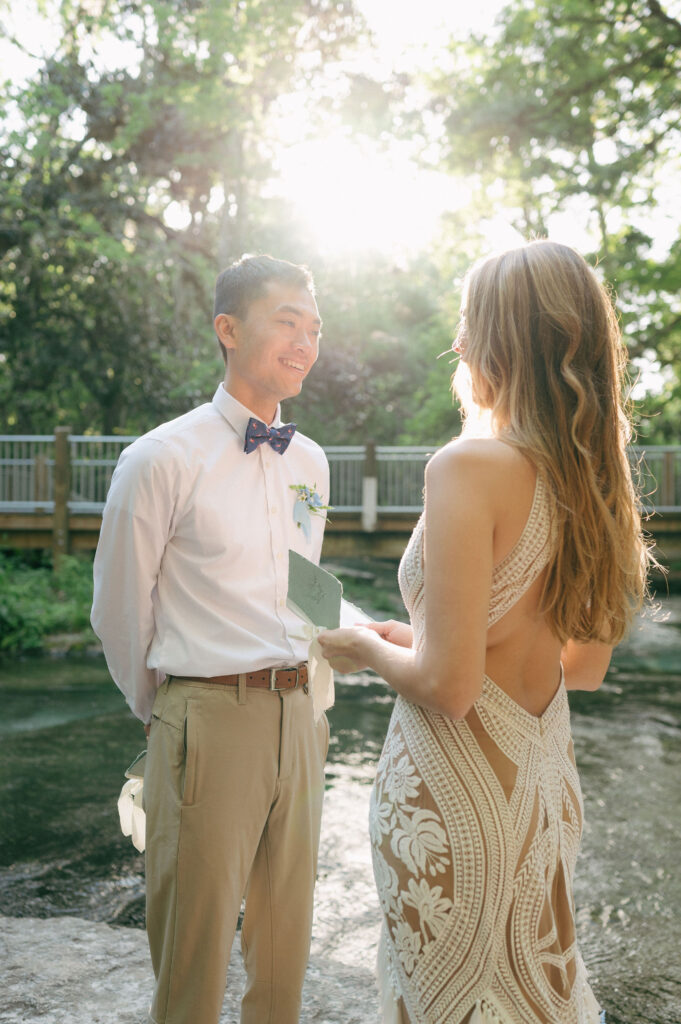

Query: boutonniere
left=290, top=483, right=331, bottom=542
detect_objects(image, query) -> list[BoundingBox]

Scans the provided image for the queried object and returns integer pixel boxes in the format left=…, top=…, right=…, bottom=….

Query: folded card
left=287, top=550, right=343, bottom=629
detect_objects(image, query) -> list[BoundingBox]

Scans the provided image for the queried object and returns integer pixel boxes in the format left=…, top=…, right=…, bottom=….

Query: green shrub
left=0, top=552, right=95, bottom=655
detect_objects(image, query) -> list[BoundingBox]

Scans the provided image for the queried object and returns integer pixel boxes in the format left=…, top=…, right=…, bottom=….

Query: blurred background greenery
left=0, top=0, right=679, bottom=446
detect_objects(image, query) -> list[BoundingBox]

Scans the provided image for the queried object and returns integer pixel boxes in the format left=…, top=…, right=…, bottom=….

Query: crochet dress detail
left=370, top=472, right=602, bottom=1024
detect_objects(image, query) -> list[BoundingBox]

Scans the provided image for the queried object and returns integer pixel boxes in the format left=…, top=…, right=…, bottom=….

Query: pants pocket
left=319, top=710, right=331, bottom=762
left=148, top=693, right=197, bottom=807
left=181, top=701, right=198, bottom=807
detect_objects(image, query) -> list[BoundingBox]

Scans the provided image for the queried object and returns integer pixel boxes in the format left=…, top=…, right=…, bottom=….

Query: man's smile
left=281, top=358, right=306, bottom=372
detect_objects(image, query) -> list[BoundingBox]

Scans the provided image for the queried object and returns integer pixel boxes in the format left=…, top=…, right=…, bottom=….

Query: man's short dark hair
left=213, top=254, right=315, bottom=363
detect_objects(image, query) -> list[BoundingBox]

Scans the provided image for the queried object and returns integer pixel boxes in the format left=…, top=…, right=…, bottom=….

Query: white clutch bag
left=117, top=749, right=147, bottom=853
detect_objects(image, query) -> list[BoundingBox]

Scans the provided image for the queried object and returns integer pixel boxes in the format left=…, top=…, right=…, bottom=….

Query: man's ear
left=214, top=313, right=239, bottom=352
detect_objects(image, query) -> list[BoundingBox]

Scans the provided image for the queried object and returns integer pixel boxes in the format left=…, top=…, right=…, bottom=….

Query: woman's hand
left=317, top=626, right=381, bottom=673
left=363, top=619, right=413, bottom=648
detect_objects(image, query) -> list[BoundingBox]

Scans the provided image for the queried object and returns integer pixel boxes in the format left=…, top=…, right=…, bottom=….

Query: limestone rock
left=0, top=915, right=380, bottom=1023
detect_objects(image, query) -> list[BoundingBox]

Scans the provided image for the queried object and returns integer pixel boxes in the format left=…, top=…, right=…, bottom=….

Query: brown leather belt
left=174, top=663, right=308, bottom=692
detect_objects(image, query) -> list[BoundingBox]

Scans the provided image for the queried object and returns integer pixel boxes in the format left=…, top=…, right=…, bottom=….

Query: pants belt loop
left=237, top=672, right=247, bottom=705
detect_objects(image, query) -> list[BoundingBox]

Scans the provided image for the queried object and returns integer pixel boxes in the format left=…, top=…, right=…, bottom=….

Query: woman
left=318, top=240, right=653, bottom=1024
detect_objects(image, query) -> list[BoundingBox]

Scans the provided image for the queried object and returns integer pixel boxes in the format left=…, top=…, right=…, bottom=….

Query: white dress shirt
left=91, top=384, right=329, bottom=723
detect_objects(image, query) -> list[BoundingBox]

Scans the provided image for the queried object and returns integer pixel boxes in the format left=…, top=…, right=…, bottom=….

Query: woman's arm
left=318, top=441, right=495, bottom=719
left=561, top=639, right=613, bottom=690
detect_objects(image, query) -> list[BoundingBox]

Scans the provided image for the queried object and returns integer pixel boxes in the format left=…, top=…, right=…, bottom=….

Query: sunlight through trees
left=0, top=0, right=679, bottom=442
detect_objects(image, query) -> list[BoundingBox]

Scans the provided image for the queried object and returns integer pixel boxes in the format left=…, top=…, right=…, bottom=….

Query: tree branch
left=646, top=0, right=681, bottom=38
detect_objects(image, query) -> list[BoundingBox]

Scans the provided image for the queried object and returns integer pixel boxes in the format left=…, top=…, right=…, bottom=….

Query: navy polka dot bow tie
left=244, top=418, right=297, bottom=455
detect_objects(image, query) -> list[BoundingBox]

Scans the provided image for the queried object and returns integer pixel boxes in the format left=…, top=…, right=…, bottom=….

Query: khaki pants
left=144, top=676, right=329, bottom=1024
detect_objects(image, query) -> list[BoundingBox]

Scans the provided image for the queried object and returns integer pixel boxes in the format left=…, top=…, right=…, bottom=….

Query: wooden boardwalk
left=1, top=434, right=680, bottom=569
left=1, top=508, right=680, bottom=572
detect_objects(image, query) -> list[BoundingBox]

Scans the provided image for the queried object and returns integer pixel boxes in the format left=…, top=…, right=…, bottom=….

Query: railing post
left=362, top=441, right=378, bottom=533
left=53, top=426, right=72, bottom=569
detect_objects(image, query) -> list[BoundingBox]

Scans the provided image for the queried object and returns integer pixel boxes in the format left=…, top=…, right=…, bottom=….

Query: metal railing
left=377, top=446, right=430, bottom=512
left=0, top=435, right=680, bottom=514
left=326, top=446, right=365, bottom=513
left=631, top=446, right=681, bottom=511
left=0, top=435, right=56, bottom=513
left=68, top=435, right=138, bottom=513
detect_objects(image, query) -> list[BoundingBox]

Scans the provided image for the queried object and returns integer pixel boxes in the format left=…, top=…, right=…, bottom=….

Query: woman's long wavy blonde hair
left=455, top=239, right=654, bottom=645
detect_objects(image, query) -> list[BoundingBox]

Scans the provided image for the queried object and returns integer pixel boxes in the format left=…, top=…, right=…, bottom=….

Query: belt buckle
left=269, top=666, right=299, bottom=691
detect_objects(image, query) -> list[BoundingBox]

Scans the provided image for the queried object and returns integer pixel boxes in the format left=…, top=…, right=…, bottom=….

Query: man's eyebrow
left=275, top=303, right=322, bottom=326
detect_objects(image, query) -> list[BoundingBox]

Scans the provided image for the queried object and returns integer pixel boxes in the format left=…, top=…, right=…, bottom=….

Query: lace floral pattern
left=371, top=729, right=453, bottom=979
left=370, top=472, right=602, bottom=1024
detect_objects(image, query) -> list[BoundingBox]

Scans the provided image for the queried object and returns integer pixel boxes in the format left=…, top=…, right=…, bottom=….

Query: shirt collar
left=212, top=384, right=282, bottom=443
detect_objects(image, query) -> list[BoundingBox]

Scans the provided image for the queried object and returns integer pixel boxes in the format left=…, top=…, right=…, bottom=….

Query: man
left=91, top=255, right=330, bottom=1024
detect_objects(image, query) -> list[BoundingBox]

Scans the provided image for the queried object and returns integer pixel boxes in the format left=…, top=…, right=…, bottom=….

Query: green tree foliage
left=284, top=253, right=462, bottom=445
left=2, top=0, right=679, bottom=448
left=430, top=0, right=681, bottom=439
left=0, top=0, right=364, bottom=433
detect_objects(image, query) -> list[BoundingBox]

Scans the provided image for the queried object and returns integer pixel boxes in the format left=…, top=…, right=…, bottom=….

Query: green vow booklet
left=287, top=550, right=343, bottom=629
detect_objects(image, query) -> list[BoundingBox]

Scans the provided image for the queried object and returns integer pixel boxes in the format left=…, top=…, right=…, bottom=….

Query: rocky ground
left=0, top=914, right=380, bottom=1024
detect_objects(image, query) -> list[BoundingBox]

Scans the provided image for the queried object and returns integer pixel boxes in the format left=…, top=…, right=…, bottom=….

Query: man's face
left=217, top=281, right=322, bottom=420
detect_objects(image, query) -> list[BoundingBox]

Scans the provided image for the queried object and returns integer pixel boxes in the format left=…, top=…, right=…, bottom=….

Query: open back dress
left=369, top=471, right=602, bottom=1024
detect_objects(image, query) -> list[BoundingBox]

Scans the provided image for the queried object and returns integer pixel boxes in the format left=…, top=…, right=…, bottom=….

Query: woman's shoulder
left=427, top=435, right=531, bottom=483
left=425, top=438, right=539, bottom=529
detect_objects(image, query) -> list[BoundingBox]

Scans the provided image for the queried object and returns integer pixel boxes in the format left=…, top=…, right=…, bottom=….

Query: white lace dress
left=369, top=474, right=602, bottom=1024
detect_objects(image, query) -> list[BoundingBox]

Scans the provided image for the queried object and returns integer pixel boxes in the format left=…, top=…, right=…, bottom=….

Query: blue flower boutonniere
left=290, top=483, right=331, bottom=542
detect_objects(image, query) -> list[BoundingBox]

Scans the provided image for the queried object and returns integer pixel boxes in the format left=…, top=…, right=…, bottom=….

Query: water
left=1, top=595, right=680, bottom=1023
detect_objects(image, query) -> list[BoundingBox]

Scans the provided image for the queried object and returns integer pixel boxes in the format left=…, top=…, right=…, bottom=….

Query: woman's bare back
left=477, top=439, right=563, bottom=716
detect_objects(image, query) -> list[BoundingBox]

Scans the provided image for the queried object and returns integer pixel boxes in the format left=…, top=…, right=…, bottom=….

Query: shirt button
left=271, top=507, right=278, bottom=514
left=279, top=599, right=286, bottom=608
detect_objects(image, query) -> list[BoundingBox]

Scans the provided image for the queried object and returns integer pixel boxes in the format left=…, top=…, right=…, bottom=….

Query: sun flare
left=273, top=137, right=471, bottom=257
